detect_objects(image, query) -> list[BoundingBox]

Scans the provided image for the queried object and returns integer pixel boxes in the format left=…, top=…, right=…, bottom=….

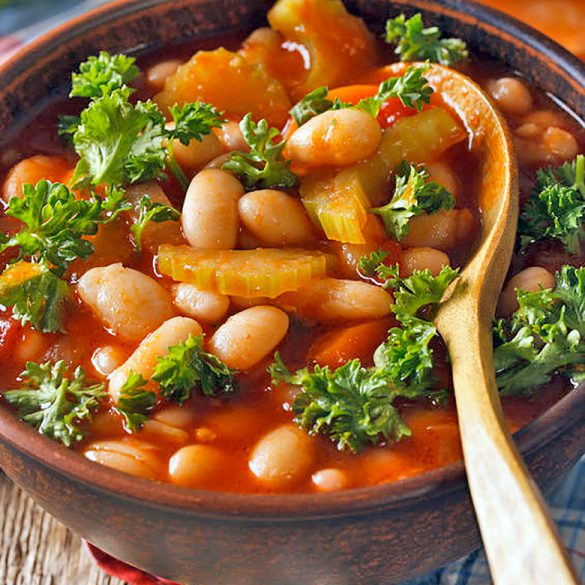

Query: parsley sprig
left=222, top=114, right=299, bottom=190
left=518, top=154, right=585, bottom=254
left=115, top=334, right=237, bottom=431
left=370, top=161, right=456, bottom=241
left=494, top=265, right=585, bottom=395
left=70, top=51, right=140, bottom=98
left=153, top=334, right=237, bottom=403
left=0, top=180, right=131, bottom=332
left=385, top=13, right=469, bottom=65
left=66, top=52, right=225, bottom=192
left=0, top=180, right=130, bottom=276
left=130, top=195, right=180, bottom=252
left=2, top=361, right=106, bottom=447
left=269, top=262, right=458, bottom=452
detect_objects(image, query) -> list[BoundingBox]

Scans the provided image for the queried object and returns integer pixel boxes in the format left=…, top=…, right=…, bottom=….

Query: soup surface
left=0, top=0, right=583, bottom=494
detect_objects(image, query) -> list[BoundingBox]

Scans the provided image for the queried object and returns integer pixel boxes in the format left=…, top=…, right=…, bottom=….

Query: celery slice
left=158, top=246, right=335, bottom=298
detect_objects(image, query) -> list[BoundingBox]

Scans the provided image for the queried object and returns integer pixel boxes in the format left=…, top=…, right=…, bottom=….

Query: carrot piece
left=327, top=84, right=378, bottom=104
left=308, top=318, right=395, bottom=368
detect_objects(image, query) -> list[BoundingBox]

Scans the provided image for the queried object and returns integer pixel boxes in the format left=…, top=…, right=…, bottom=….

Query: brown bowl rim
left=0, top=0, right=584, bottom=519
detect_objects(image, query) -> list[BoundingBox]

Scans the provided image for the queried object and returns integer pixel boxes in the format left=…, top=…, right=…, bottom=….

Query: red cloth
left=86, top=542, right=182, bottom=585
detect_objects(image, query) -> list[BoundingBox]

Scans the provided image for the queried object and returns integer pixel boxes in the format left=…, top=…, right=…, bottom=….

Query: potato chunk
left=155, top=48, right=291, bottom=128
left=268, top=0, right=377, bottom=99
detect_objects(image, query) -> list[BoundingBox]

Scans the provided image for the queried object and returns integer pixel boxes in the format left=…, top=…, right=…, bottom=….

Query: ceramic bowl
left=0, top=1, right=583, bottom=584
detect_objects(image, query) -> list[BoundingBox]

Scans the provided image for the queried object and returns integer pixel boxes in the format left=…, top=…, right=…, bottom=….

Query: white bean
left=238, top=189, right=315, bottom=246
left=169, top=444, right=226, bottom=488
left=91, top=345, right=128, bottom=377
left=125, top=182, right=184, bottom=253
left=487, top=77, right=533, bottom=117
left=497, top=267, right=556, bottom=316
left=84, top=439, right=161, bottom=480
left=145, top=59, right=181, bottom=92
left=209, top=306, right=289, bottom=370
left=172, top=283, right=230, bottom=323
left=287, top=109, right=382, bottom=167
left=249, top=424, right=314, bottom=487
left=108, top=316, right=203, bottom=401
left=182, top=169, right=244, bottom=249
left=400, top=247, right=451, bottom=277
left=278, top=279, right=392, bottom=323
left=214, top=120, right=247, bottom=152
left=402, top=209, right=475, bottom=251
left=426, top=162, right=459, bottom=199
left=172, top=133, right=224, bottom=176
left=312, top=468, right=348, bottom=492
left=140, top=419, right=190, bottom=444
left=152, top=405, right=196, bottom=429
left=77, top=263, right=175, bottom=343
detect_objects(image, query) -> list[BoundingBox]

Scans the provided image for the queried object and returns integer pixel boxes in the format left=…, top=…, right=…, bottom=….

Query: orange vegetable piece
left=268, top=0, right=377, bottom=99
left=157, top=245, right=335, bottom=298
left=308, top=318, right=395, bottom=369
left=154, top=48, right=291, bottom=128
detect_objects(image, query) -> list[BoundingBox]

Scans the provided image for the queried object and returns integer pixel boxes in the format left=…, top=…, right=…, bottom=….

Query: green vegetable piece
left=130, top=195, right=180, bottom=253
left=385, top=13, right=469, bottom=65
left=153, top=334, right=237, bottom=404
left=494, top=265, right=585, bottom=395
left=370, top=161, right=455, bottom=241
left=0, top=262, right=70, bottom=333
left=0, top=180, right=131, bottom=275
left=289, top=86, right=334, bottom=126
left=115, top=372, right=156, bottom=432
left=71, top=51, right=140, bottom=98
left=3, top=361, right=106, bottom=447
left=269, top=354, right=411, bottom=453
left=518, top=154, right=585, bottom=254
left=222, top=114, right=299, bottom=190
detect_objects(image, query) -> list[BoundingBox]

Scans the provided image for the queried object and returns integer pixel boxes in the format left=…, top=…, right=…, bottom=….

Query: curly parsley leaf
left=2, top=361, right=106, bottom=447
left=290, top=86, right=334, bottom=127
left=130, top=195, right=180, bottom=253
left=71, top=88, right=167, bottom=188
left=222, top=114, right=299, bottom=190
left=494, top=265, right=585, bottom=395
left=356, top=65, right=433, bottom=117
left=269, top=353, right=411, bottom=452
left=518, top=154, right=585, bottom=254
left=269, top=265, right=457, bottom=452
left=57, top=114, right=81, bottom=145
left=0, top=262, right=70, bottom=333
left=385, top=13, right=469, bottom=65
left=115, top=371, right=156, bottom=432
left=0, top=181, right=131, bottom=275
left=153, top=334, right=237, bottom=404
left=70, top=51, right=140, bottom=98
left=168, top=102, right=225, bottom=145
left=370, top=161, right=456, bottom=241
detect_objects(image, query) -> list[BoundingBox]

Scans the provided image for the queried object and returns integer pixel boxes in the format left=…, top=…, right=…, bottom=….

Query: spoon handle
left=444, top=310, right=578, bottom=585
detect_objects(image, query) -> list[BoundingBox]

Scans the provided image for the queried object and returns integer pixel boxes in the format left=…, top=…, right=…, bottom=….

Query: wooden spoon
left=421, top=64, right=579, bottom=584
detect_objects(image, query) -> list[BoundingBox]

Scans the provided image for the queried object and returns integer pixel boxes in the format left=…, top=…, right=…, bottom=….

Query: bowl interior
left=0, top=0, right=583, bottom=518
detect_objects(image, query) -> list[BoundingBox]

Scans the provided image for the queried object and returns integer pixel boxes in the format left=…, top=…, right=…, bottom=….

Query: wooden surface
left=0, top=472, right=125, bottom=585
